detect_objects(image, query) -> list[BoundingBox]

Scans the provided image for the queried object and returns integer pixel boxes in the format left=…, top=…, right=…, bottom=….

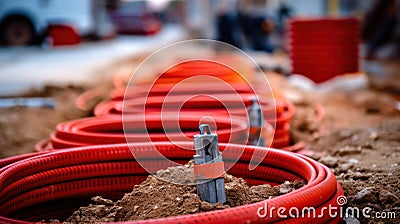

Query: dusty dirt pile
left=280, top=75, right=400, bottom=224
left=0, top=85, right=89, bottom=158
left=65, top=161, right=304, bottom=223
left=311, top=122, right=400, bottom=224
left=290, top=101, right=321, bottom=143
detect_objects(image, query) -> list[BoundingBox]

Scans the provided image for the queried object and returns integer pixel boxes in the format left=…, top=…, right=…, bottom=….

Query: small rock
left=215, top=203, right=227, bottom=209
left=390, top=163, right=398, bottom=168
left=352, top=172, right=372, bottom=180
left=91, top=196, right=113, bottom=206
left=279, top=181, right=294, bottom=194
left=319, top=156, right=338, bottom=167
left=348, top=158, right=359, bottom=164
left=200, top=201, right=214, bottom=211
left=351, top=135, right=359, bottom=142
left=362, top=142, right=373, bottom=149
left=133, top=205, right=139, bottom=213
left=336, top=146, right=361, bottom=156
left=379, top=190, right=399, bottom=204
left=189, top=207, right=199, bottom=213
left=368, top=131, right=379, bottom=140
left=338, top=163, right=353, bottom=173
left=354, top=187, right=377, bottom=203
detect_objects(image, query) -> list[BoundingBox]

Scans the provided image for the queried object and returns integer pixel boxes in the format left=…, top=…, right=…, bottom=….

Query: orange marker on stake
left=193, top=124, right=226, bottom=204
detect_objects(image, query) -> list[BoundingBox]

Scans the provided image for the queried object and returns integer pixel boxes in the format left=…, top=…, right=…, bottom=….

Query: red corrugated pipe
left=0, top=143, right=343, bottom=223
left=36, top=114, right=247, bottom=150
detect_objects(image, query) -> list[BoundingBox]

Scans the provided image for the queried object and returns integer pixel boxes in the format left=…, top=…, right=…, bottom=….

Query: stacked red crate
left=288, top=17, right=360, bottom=83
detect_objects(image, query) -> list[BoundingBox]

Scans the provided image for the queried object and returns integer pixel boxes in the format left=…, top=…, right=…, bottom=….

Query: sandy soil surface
left=269, top=73, right=399, bottom=223
left=0, top=54, right=140, bottom=158
left=65, top=161, right=303, bottom=223
left=0, top=57, right=398, bottom=223
left=0, top=85, right=89, bottom=158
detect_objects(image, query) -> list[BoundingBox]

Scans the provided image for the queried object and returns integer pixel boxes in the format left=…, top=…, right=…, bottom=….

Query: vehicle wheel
left=1, top=17, right=35, bottom=46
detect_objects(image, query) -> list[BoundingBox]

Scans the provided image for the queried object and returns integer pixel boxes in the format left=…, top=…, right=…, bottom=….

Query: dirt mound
left=311, top=122, right=400, bottom=224
left=0, top=85, right=89, bottom=158
left=65, top=161, right=304, bottom=223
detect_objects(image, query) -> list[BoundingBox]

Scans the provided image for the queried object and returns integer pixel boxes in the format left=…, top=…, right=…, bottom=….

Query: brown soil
left=269, top=73, right=400, bottom=223
left=65, top=161, right=304, bottom=223
left=0, top=85, right=90, bottom=158
left=1, top=55, right=399, bottom=223
left=312, top=123, right=400, bottom=224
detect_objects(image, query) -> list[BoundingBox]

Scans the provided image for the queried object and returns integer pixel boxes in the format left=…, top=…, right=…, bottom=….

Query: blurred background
left=1, top=3, right=399, bottom=220
left=0, top=0, right=399, bottom=94
left=0, top=0, right=397, bottom=47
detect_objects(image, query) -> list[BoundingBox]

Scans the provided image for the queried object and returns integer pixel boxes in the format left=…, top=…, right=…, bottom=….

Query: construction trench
left=0, top=23, right=399, bottom=224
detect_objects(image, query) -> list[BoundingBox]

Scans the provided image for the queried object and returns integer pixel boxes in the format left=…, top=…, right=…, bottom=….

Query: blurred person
left=362, top=0, right=400, bottom=59
left=277, top=0, right=292, bottom=32
left=216, top=1, right=241, bottom=48
left=274, top=0, right=292, bottom=51
left=237, top=0, right=275, bottom=53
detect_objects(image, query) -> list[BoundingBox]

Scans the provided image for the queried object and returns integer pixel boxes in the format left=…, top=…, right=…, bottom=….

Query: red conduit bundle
left=110, top=60, right=265, bottom=102
left=288, top=17, right=360, bottom=83
left=93, top=95, right=295, bottom=149
left=72, top=59, right=296, bottom=151
left=110, top=82, right=264, bottom=101
left=0, top=142, right=343, bottom=223
left=94, top=94, right=281, bottom=118
left=153, top=60, right=250, bottom=85
left=36, top=114, right=247, bottom=150
left=96, top=59, right=294, bottom=150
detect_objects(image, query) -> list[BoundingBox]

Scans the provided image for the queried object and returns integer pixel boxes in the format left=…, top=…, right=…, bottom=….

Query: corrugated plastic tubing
left=110, top=82, right=264, bottom=101
left=95, top=93, right=283, bottom=118
left=39, top=113, right=247, bottom=150
left=0, top=142, right=343, bottom=223
left=92, top=93, right=291, bottom=128
left=92, top=102, right=290, bottom=149
left=92, top=97, right=294, bottom=149
left=151, top=60, right=251, bottom=85
left=95, top=98, right=293, bottom=129
left=109, top=60, right=266, bottom=101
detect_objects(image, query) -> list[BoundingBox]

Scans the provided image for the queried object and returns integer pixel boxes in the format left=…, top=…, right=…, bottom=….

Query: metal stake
left=193, top=124, right=226, bottom=204
left=248, top=98, right=265, bottom=146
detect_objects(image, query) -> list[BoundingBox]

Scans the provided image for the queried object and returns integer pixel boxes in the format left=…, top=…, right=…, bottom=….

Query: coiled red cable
left=92, top=97, right=294, bottom=149
left=37, top=114, right=247, bottom=150
left=111, top=82, right=262, bottom=101
left=96, top=93, right=280, bottom=116
left=153, top=60, right=250, bottom=84
left=0, top=143, right=343, bottom=223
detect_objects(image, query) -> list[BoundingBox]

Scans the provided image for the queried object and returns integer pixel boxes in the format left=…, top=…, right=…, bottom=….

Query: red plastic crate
left=287, top=17, right=360, bottom=83
left=48, top=24, right=80, bottom=46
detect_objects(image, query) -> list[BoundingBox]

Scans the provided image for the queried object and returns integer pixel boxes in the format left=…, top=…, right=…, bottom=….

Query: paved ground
left=0, top=24, right=187, bottom=95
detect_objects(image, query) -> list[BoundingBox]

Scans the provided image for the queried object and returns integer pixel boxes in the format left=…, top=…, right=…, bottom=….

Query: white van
left=0, top=0, right=115, bottom=46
